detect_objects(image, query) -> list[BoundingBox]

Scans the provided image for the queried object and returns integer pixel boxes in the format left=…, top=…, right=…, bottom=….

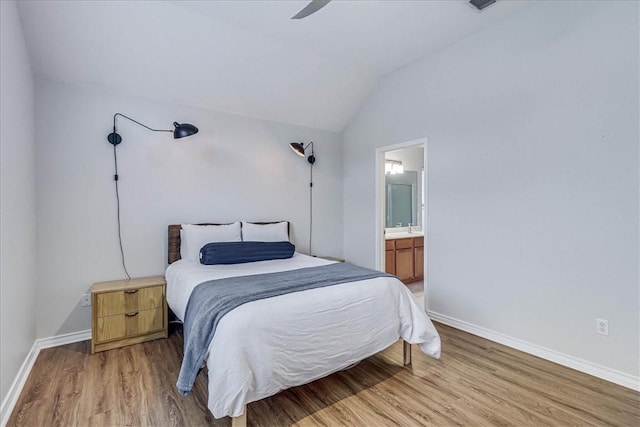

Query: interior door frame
left=375, top=137, right=428, bottom=305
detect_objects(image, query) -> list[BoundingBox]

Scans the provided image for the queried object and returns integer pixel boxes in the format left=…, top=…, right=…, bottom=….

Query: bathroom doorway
left=375, top=138, right=427, bottom=309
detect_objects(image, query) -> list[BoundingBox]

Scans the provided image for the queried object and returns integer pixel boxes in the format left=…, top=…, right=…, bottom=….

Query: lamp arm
left=113, top=113, right=173, bottom=134
left=303, top=141, right=314, bottom=153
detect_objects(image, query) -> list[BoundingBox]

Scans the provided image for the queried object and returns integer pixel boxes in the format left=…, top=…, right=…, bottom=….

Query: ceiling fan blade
left=291, top=0, right=332, bottom=19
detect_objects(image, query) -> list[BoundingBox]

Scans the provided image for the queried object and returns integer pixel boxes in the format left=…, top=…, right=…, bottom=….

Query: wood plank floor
left=7, top=323, right=639, bottom=427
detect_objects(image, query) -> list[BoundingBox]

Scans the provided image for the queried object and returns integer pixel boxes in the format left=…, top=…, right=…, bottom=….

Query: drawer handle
left=125, top=311, right=139, bottom=317
left=125, top=289, right=139, bottom=294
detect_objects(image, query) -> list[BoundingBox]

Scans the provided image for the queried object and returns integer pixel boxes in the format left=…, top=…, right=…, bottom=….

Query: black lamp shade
left=173, top=122, right=199, bottom=139
left=289, top=142, right=306, bottom=157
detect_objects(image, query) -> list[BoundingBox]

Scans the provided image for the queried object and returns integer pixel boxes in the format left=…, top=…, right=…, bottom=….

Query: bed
left=165, top=222, right=441, bottom=426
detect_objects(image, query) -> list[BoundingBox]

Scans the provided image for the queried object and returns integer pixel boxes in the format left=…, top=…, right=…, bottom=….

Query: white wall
left=0, top=0, right=37, bottom=403
left=35, top=79, right=343, bottom=338
left=343, top=1, right=639, bottom=378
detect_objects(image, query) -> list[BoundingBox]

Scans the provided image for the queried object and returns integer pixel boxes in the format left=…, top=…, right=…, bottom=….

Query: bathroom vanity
left=385, top=233, right=424, bottom=284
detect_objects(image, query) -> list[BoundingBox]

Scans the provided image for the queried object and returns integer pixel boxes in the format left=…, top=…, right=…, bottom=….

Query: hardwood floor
left=7, top=322, right=639, bottom=427
left=405, top=281, right=424, bottom=309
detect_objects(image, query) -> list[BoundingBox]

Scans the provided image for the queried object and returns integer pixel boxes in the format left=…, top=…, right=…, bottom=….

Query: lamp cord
left=309, top=162, right=313, bottom=256
left=112, top=133, right=131, bottom=280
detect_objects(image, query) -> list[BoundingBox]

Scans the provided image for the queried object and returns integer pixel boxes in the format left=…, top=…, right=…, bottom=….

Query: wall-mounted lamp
left=289, top=141, right=316, bottom=164
left=289, top=142, right=316, bottom=256
left=385, top=159, right=404, bottom=175
left=107, top=113, right=198, bottom=146
left=107, top=113, right=199, bottom=279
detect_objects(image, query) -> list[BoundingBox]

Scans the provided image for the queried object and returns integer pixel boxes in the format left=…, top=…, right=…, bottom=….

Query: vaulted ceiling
left=17, top=0, right=530, bottom=132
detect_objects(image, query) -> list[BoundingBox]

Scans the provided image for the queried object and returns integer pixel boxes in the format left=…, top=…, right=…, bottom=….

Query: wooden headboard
left=168, top=222, right=290, bottom=264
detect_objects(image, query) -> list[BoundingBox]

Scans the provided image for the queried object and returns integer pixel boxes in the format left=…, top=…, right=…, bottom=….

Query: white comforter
left=166, top=253, right=441, bottom=418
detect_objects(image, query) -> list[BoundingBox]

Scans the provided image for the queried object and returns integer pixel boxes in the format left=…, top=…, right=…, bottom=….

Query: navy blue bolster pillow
left=200, top=241, right=295, bottom=265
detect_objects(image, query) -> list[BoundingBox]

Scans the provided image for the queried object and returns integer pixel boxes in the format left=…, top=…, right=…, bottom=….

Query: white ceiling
left=17, top=0, right=531, bottom=132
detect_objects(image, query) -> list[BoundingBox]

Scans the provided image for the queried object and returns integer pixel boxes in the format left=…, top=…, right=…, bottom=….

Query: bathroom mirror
left=384, top=146, right=424, bottom=229
left=385, top=171, right=418, bottom=228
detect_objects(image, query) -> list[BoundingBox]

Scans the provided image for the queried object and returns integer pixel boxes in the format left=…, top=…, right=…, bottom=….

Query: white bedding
left=166, top=253, right=441, bottom=418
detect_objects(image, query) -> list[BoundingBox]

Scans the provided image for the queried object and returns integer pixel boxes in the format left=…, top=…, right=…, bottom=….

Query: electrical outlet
left=596, top=318, right=609, bottom=336
left=81, top=293, right=91, bottom=307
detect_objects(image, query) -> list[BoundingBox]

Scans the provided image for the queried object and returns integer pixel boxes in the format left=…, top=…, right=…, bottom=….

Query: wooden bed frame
left=167, top=223, right=412, bottom=427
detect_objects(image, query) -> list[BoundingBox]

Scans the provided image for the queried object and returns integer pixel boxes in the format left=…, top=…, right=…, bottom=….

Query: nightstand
left=91, top=275, right=168, bottom=354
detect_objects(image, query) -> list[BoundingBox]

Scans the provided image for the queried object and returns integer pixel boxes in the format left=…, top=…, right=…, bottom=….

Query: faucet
left=408, top=223, right=412, bottom=233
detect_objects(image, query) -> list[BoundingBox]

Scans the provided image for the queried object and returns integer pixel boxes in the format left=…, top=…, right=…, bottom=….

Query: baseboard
left=0, top=342, right=39, bottom=427
left=0, top=329, right=91, bottom=426
left=36, top=329, right=91, bottom=349
left=428, top=310, right=640, bottom=392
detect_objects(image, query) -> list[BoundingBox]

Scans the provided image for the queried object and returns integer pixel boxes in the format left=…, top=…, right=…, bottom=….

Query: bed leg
left=403, top=340, right=412, bottom=366
left=231, top=407, right=247, bottom=427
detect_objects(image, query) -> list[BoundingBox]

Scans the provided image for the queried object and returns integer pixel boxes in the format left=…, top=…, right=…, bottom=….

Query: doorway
left=375, top=138, right=427, bottom=309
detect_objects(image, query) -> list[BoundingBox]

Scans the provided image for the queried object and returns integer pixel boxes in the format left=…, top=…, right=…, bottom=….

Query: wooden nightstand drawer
left=95, top=285, right=164, bottom=317
left=91, top=275, right=167, bottom=354
left=96, top=307, right=164, bottom=343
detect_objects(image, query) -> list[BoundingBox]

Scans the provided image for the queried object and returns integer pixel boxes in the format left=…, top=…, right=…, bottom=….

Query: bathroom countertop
left=385, top=231, right=423, bottom=240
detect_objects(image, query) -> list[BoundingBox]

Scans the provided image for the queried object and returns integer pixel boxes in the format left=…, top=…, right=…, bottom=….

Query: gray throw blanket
left=176, top=262, right=394, bottom=395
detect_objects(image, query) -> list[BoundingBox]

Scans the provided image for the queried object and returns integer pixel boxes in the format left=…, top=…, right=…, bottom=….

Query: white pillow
left=241, top=221, right=289, bottom=242
left=181, top=223, right=242, bottom=262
